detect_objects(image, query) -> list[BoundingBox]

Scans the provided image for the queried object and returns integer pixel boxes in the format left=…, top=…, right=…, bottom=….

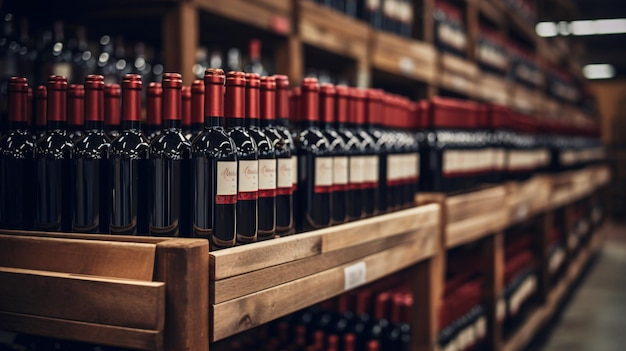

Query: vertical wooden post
left=536, top=213, right=553, bottom=304
left=482, top=231, right=504, bottom=351
left=466, top=0, right=479, bottom=62
left=154, top=239, right=209, bottom=351
left=411, top=258, right=441, bottom=351
left=162, top=1, right=198, bottom=85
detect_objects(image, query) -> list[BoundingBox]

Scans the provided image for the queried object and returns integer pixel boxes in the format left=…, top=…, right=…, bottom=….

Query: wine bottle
left=109, top=74, right=149, bottom=235
left=189, top=79, right=204, bottom=140
left=181, top=85, right=192, bottom=137
left=104, top=83, right=121, bottom=140
left=273, top=75, right=296, bottom=236
left=72, top=75, right=110, bottom=233
left=225, top=71, right=258, bottom=243
left=245, top=39, right=268, bottom=76
left=67, top=83, right=84, bottom=141
left=34, top=75, right=73, bottom=231
left=352, top=88, right=379, bottom=217
left=319, top=83, right=348, bottom=224
left=34, top=85, right=47, bottom=140
left=365, top=89, right=387, bottom=213
left=0, top=76, right=35, bottom=230
left=246, top=73, right=276, bottom=239
left=295, top=77, right=332, bottom=231
left=148, top=72, right=192, bottom=237
left=191, top=68, right=237, bottom=248
left=145, top=82, right=162, bottom=141
left=334, top=85, right=363, bottom=221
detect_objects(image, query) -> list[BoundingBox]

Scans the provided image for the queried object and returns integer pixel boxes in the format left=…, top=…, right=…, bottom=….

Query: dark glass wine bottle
left=181, top=85, right=192, bottom=137
left=295, top=77, right=332, bottom=231
left=148, top=72, right=192, bottom=237
left=67, top=83, right=84, bottom=142
left=104, top=83, right=121, bottom=140
left=72, top=75, right=110, bottom=233
left=273, top=75, right=296, bottom=235
left=226, top=71, right=258, bottom=243
left=146, top=82, right=162, bottom=141
left=34, top=75, right=73, bottom=231
left=319, top=83, right=348, bottom=224
left=189, top=79, right=204, bottom=140
left=0, top=77, right=35, bottom=230
left=365, top=89, right=388, bottom=213
left=246, top=73, right=276, bottom=239
left=109, top=74, right=149, bottom=235
left=34, top=85, right=47, bottom=140
left=191, top=68, right=237, bottom=248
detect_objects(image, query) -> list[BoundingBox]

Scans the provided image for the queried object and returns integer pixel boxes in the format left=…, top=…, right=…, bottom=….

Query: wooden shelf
left=371, top=31, right=437, bottom=84
left=439, top=53, right=479, bottom=97
left=505, top=176, right=551, bottom=226
left=210, top=204, right=440, bottom=341
left=477, top=72, right=509, bottom=105
left=510, top=84, right=539, bottom=112
left=194, top=0, right=291, bottom=35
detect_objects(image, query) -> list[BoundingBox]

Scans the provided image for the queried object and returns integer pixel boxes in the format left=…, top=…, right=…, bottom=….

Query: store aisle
left=538, top=222, right=626, bottom=351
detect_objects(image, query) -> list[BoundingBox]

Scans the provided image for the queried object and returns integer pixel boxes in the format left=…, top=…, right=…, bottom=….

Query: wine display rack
left=0, top=165, right=610, bottom=351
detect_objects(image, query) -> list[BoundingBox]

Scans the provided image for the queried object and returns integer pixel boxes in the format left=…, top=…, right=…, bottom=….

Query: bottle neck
left=205, top=116, right=222, bottom=128
left=8, top=121, right=29, bottom=131
left=304, top=120, right=319, bottom=129
left=247, top=117, right=259, bottom=128
left=260, top=119, right=275, bottom=128
left=162, top=119, right=181, bottom=129
left=47, top=120, right=66, bottom=131
left=84, top=120, right=103, bottom=131
left=121, top=120, right=142, bottom=131
left=226, top=117, right=245, bottom=128
left=276, top=118, right=289, bottom=128
left=335, top=121, right=346, bottom=129
left=321, top=121, right=334, bottom=130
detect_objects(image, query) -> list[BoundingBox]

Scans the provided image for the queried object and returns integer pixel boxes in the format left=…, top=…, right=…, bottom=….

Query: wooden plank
left=211, top=237, right=431, bottom=341
left=411, top=258, right=442, bottom=351
left=447, top=209, right=509, bottom=248
left=441, top=53, right=478, bottom=78
left=0, top=268, right=165, bottom=330
left=194, top=0, right=291, bottom=35
left=212, top=226, right=437, bottom=303
left=446, top=186, right=507, bottom=224
left=439, top=70, right=476, bottom=97
left=478, top=72, right=509, bottom=105
left=0, top=229, right=168, bottom=244
left=482, top=231, right=504, bottom=350
left=0, top=235, right=156, bottom=281
left=371, top=32, right=437, bottom=83
left=211, top=204, right=440, bottom=280
left=163, top=1, right=198, bottom=85
left=154, top=239, right=209, bottom=351
left=0, top=311, right=162, bottom=351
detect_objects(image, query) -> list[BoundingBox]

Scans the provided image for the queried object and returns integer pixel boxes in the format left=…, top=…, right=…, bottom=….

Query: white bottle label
left=387, top=155, right=399, bottom=183
left=363, top=155, right=379, bottom=183
left=315, top=157, right=333, bottom=191
left=349, top=156, right=365, bottom=185
left=258, top=159, right=276, bottom=198
left=238, top=160, right=258, bottom=195
left=292, top=155, right=298, bottom=186
left=333, top=156, right=349, bottom=186
left=216, top=161, right=238, bottom=204
left=277, top=158, right=293, bottom=190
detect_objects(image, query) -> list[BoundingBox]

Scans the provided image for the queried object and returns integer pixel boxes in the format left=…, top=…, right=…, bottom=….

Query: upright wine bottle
left=319, top=83, right=348, bottom=224
left=109, top=74, right=149, bottom=235
left=148, top=72, right=192, bottom=237
left=181, top=85, right=192, bottom=137
left=333, top=85, right=363, bottom=221
left=246, top=73, right=276, bottom=239
left=295, top=77, right=332, bottom=231
left=67, top=84, right=84, bottom=142
left=104, top=83, right=121, bottom=140
left=365, top=89, right=388, bottom=213
left=189, top=79, right=204, bottom=140
left=72, top=75, right=110, bottom=233
left=191, top=68, right=237, bottom=248
left=349, top=88, right=379, bottom=217
left=225, top=71, right=258, bottom=243
left=145, top=82, right=162, bottom=140
left=34, top=75, right=73, bottom=231
left=34, top=85, right=47, bottom=140
left=0, top=77, right=35, bottom=230
left=273, top=75, right=296, bottom=235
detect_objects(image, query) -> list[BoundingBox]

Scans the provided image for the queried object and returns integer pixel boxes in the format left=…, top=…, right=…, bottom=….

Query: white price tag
left=399, top=56, right=414, bottom=76
left=516, top=203, right=529, bottom=221
left=344, top=261, right=367, bottom=291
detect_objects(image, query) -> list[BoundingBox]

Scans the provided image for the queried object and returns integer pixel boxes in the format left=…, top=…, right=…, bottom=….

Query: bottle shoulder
left=35, top=131, right=73, bottom=158
left=73, top=131, right=110, bottom=158
left=0, top=130, right=35, bottom=158
left=227, top=127, right=258, bottom=156
left=110, top=130, right=150, bottom=158
left=191, top=128, right=237, bottom=157
left=149, top=129, right=192, bottom=158
left=295, top=127, right=331, bottom=153
left=249, top=127, right=275, bottom=153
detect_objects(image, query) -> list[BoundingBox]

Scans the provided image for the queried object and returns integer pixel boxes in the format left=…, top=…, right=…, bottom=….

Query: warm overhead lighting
left=583, top=64, right=615, bottom=79
left=536, top=19, right=626, bottom=37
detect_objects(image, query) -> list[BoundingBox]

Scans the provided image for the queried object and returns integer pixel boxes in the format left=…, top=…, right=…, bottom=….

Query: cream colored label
left=258, top=159, right=276, bottom=190
left=216, top=161, right=237, bottom=196
left=315, top=157, right=333, bottom=187
left=363, top=155, right=379, bottom=182
left=291, top=155, right=298, bottom=185
left=238, top=160, right=258, bottom=192
left=277, top=158, right=293, bottom=189
left=349, top=156, right=365, bottom=183
left=333, top=156, right=349, bottom=185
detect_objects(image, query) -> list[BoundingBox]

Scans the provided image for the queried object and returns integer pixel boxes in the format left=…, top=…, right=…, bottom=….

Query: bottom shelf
left=502, top=228, right=604, bottom=351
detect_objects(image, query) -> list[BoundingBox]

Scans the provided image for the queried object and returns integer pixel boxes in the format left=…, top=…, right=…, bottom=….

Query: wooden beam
left=482, top=231, right=504, bottom=351
left=162, top=1, right=198, bottom=85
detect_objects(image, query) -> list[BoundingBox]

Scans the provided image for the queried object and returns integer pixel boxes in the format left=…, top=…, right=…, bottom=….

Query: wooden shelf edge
left=194, top=0, right=292, bottom=35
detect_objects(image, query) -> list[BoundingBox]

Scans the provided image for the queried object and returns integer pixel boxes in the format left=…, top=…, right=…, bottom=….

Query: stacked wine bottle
left=0, top=72, right=421, bottom=249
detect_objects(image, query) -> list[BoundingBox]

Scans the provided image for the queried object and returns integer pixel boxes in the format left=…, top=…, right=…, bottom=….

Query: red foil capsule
left=35, top=85, right=47, bottom=128
left=335, top=85, right=349, bottom=124
left=365, top=89, right=383, bottom=126
left=26, top=87, right=33, bottom=126
left=204, top=68, right=225, bottom=118
left=147, top=82, right=163, bottom=126
left=260, top=76, right=276, bottom=120
left=7, top=77, right=28, bottom=123
left=162, top=73, right=183, bottom=121
left=350, top=88, right=366, bottom=126
left=245, top=73, right=260, bottom=119
left=47, top=75, right=68, bottom=122
left=273, top=75, right=289, bottom=119
left=225, top=71, right=246, bottom=119
left=300, top=77, right=319, bottom=123
left=319, top=83, right=335, bottom=124
left=181, top=85, right=191, bottom=127
left=67, top=84, right=85, bottom=127
left=104, top=83, right=121, bottom=126
left=84, top=75, right=104, bottom=122
left=121, top=74, right=142, bottom=122
left=191, top=80, right=204, bottom=125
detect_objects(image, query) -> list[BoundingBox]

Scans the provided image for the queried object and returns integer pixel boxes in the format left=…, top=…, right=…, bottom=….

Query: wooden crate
left=478, top=72, right=509, bottom=105
left=0, top=233, right=209, bottom=351
left=371, top=31, right=437, bottom=83
left=210, top=204, right=441, bottom=341
left=438, top=53, right=479, bottom=97
left=194, top=0, right=292, bottom=35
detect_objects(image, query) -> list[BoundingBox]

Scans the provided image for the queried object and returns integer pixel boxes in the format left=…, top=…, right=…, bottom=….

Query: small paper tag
left=516, top=203, right=529, bottom=221
left=399, top=56, right=414, bottom=75
left=344, top=262, right=367, bottom=291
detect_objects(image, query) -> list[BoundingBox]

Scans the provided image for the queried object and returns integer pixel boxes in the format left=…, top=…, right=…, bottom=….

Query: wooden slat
left=0, top=235, right=156, bottom=281
left=439, top=70, right=476, bottom=97
left=194, top=0, right=291, bottom=35
left=482, top=231, right=504, bottom=350
left=446, top=185, right=507, bottom=223
left=212, top=222, right=438, bottom=303
left=411, top=258, right=442, bottom=351
left=441, top=53, right=478, bottom=78
left=154, top=239, right=209, bottom=351
left=211, top=204, right=439, bottom=280
left=0, top=229, right=168, bottom=244
left=478, top=72, right=509, bottom=105
left=0, top=268, right=165, bottom=330
left=211, top=237, right=431, bottom=341
left=447, top=209, right=509, bottom=248
left=162, top=1, right=198, bottom=85
left=0, top=311, right=162, bottom=351
left=371, top=31, right=437, bottom=83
